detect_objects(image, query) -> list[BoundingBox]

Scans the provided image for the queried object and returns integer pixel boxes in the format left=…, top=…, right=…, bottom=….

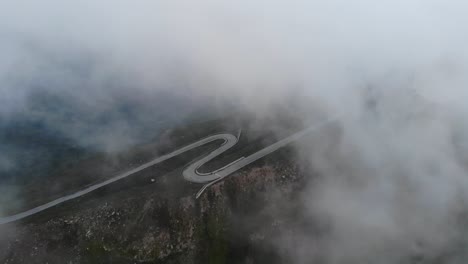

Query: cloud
left=1, top=0, right=468, bottom=262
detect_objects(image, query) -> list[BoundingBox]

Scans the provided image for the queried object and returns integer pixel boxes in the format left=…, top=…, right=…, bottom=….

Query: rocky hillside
left=0, top=149, right=307, bottom=264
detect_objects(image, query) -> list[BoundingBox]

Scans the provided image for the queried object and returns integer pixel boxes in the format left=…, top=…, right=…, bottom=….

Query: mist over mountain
left=2, top=1, right=468, bottom=263
left=0, top=90, right=220, bottom=183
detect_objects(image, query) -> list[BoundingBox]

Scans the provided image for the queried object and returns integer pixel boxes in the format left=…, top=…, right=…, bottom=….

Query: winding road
left=0, top=117, right=338, bottom=225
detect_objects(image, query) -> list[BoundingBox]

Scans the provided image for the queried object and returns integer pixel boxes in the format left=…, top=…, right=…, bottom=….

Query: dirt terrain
left=0, top=147, right=310, bottom=263
left=0, top=112, right=319, bottom=263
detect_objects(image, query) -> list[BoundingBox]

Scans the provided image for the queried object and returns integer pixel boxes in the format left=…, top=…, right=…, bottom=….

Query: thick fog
left=2, top=0, right=468, bottom=262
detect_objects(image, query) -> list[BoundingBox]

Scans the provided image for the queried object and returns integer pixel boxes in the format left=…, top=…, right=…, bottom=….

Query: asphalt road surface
left=0, top=116, right=338, bottom=225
